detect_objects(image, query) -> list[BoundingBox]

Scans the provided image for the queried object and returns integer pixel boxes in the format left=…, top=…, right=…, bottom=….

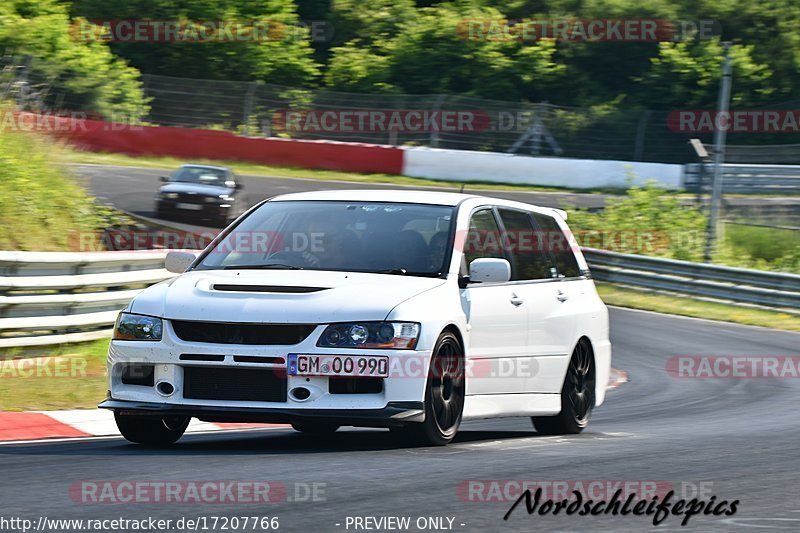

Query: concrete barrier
left=403, top=147, right=683, bottom=189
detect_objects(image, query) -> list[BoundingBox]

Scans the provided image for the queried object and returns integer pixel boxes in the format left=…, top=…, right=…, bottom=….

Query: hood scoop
left=212, top=284, right=329, bottom=294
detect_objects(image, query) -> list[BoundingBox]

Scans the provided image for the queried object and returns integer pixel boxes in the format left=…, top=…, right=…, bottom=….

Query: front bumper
left=106, top=320, right=432, bottom=425
left=155, top=199, right=230, bottom=220
left=99, top=399, right=425, bottom=427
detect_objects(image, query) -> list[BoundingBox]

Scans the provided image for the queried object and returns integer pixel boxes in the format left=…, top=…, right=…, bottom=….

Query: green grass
left=0, top=339, right=109, bottom=411
left=723, top=223, right=800, bottom=263
left=0, top=127, right=101, bottom=251
left=63, top=149, right=625, bottom=194
left=597, top=282, right=800, bottom=332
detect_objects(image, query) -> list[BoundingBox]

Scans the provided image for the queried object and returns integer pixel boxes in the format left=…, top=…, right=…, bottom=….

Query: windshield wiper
left=373, top=268, right=441, bottom=277
left=221, top=263, right=304, bottom=270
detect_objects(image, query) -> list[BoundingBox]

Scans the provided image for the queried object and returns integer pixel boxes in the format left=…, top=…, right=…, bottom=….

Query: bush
left=0, top=125, right=101, bottom=251
left=567, top=181, right=707, bottom=261
left=568, top=181, right=800, bottom=273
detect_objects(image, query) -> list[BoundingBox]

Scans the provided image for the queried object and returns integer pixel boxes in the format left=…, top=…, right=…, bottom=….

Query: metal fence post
left=242, top=81, right=257, bottom=136
left=429, top=94, right=446, bottom=148
left=704, top=42, right=733, bottom=262
left=633, top=110, right=651, bottom=161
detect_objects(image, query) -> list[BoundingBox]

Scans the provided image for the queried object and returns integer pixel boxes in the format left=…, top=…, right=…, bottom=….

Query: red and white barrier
left=40, top=115, right=682, bottom=189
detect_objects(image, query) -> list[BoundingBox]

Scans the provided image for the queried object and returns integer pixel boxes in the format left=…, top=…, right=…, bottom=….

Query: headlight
left=164, top=193, right=178, bottom=199
left=113, top=313, right=163, bottom=341
left=204, top=196, right=218, bottom=203
left=317, top=322, right=420, bottom=349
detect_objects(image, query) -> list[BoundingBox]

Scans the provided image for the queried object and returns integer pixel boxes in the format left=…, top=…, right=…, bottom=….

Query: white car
left=101, top=190, right=611, bottom=446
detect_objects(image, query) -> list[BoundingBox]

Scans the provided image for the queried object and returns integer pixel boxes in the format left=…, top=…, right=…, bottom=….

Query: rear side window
left=497, top=209, right=553, bottom=281
left=464, top=209, right=505, bottom=266
left=531, top=212, right=581, bottom=278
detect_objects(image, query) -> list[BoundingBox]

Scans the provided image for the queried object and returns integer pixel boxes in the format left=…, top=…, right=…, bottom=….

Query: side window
left=497, top=209, right=553, bottom=280
left=531, top=212, right=581, bottom=278
left=463, top=209, right=505, bottom=268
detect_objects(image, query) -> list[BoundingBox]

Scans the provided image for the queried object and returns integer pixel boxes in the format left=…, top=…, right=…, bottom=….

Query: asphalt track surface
left=13, top=163, right=795, bottom=531
left=76, top=163, right=612, bottom=231
left=1, top=308, right=799, bottom=532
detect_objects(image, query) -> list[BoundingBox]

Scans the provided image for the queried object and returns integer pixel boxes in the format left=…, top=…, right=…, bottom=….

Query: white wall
left=402, top=147, right=684, bottom=189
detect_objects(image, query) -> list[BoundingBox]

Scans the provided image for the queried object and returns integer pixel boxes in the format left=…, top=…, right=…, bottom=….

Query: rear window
left=531, top=212, right=581, bottom=278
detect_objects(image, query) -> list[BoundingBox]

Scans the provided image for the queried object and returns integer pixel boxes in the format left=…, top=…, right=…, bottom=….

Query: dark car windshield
left=170, top=166, right=228, bottom=186
left=194, top=201, right=455, bottom=276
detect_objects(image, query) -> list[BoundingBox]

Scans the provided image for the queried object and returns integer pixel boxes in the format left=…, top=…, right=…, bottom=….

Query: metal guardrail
left=684, top=163, right=800, bottom=194
left=0, top=251, right=174, bottom=349
left=583, top=248, right=800, bottom=310
left=1, top=248, right=797, bottom=348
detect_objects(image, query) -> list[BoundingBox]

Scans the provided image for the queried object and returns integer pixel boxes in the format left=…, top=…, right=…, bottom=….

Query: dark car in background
left=155, top=164, right=248, bottom=226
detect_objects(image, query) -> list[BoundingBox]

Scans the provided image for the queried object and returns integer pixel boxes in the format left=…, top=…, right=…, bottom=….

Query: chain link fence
left=5, top=55, right=800, bottom=165
left=139, top=74, right=704, bottom=163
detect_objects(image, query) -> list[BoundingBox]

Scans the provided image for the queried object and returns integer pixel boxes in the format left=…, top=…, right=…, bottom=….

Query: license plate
left=176, top=202, right=203, bottom=211
left=287, top=354, right=389, bottom=378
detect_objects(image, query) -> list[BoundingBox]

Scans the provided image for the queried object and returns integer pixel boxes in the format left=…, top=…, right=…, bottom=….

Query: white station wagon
left=101, top=190, right=611, bottom=446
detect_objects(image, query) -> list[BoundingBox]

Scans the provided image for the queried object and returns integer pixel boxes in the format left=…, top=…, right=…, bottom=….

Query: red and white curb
left=0, top=368, right=627, bottom=443
left=0, top=410, right=284, bottom=443
left=607, top=368, right=629, bottom=390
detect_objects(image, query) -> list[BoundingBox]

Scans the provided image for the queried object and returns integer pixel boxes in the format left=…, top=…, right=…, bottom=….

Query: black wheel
left=396, top=331, right=465, bottom=446
left=291, top=421, right=340, bottom=434
left=532, top=338, right=595, bottom=435
left=114, top=413, right=190, bottom=445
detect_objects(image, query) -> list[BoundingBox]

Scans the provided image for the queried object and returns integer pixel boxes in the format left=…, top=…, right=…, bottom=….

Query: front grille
left=329, top=377, right=383, bottom=394
left=171, top=320, right=316, bottom=345
left=183, top=367, right=286, bottom=402
left=176, top=193, right=206, bottom=204
left=180, top=354, right=225, bottom=362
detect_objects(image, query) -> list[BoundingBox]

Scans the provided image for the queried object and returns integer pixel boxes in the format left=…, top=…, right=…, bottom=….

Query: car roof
left=267, top=189, right=565, bottom=219
left=270, top=189, right=489, bottom=207
left=180, top=164, right=230, bottom=171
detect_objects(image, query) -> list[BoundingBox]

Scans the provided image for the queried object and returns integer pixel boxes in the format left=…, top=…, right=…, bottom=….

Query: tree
left=634, top=39, right=773, bottom=109
left=69, top=0, right=320, bottom=85
left=0, top=0, right=147, bottom=119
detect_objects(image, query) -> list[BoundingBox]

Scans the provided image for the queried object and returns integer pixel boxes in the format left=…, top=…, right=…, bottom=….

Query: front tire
left=114, top=413, right=190, bottom=445
left=395, top=331, right=465, bottom=446
left=532, top=338, right=595, bottom=435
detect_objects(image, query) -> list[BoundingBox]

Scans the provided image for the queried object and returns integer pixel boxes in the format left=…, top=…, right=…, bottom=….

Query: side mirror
left=469, top=258, right=511, bottom=284
left=159, top=176, right=169, bottom=182
left=165, top=251, right=198, bottom=274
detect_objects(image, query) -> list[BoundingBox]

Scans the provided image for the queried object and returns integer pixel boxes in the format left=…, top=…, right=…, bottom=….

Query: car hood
left=159, top=182, right=233, bottom=197
left=130, top=269, right=446, bottom=323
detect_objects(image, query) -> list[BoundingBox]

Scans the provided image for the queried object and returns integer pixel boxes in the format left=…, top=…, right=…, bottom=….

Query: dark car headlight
left=317, top=322, right=420, bottom=349
left=113, top=313, right=163, bottom=341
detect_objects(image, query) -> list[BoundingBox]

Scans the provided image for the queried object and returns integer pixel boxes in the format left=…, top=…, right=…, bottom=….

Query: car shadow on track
left=0, top=427, right=569, bottom=456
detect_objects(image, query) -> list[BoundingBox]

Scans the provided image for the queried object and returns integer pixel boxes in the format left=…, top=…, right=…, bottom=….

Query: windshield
left=195, top=201, right=455, bottom=276
left=170, top=166, right=228, bottom=186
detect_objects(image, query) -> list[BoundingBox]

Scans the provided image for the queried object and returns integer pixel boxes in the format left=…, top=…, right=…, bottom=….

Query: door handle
left=510, top=294, right=524, bottom=306
left=556, top=290, right=568, bottom=302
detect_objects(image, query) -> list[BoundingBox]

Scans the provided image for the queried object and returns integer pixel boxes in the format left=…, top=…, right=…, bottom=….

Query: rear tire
left=291, top=421, right=340, bottom=434
left=395, top=331, right=464, bottom=446
left=532, top=338, right=595, bottom=435
left=114, top=413, right=190, bottom=445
